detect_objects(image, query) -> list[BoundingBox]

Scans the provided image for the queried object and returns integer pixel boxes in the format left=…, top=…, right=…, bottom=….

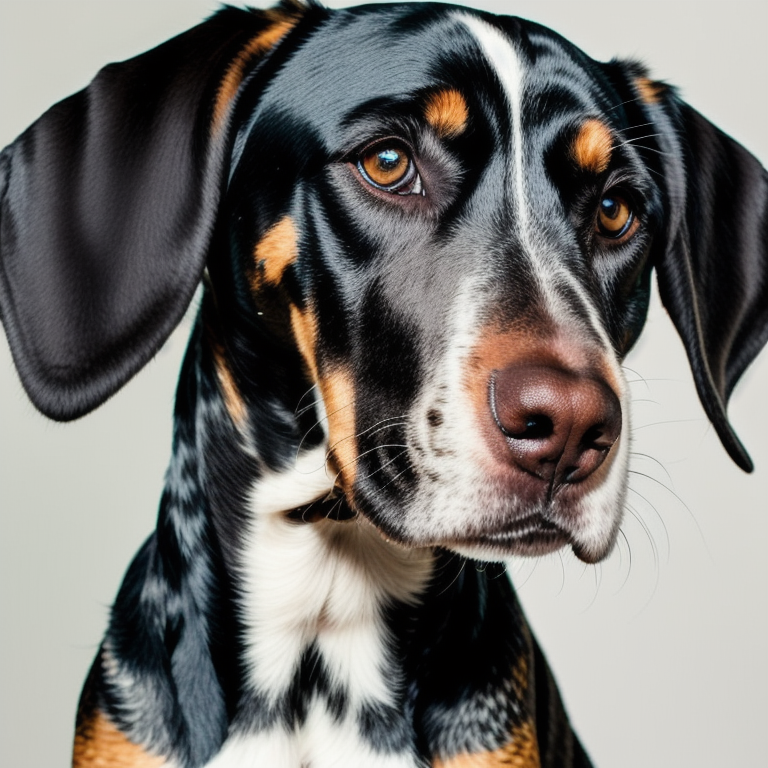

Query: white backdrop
left=0, top=1, right=766, bottom=766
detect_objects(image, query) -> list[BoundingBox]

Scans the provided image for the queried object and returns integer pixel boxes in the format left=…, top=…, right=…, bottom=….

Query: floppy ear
left=0, top=3, right=303, bottom=421
left=636, top=78, right=768, bottom=472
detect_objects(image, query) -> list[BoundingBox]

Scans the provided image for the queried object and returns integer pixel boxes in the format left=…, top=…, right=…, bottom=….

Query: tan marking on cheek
left=212, top=345, right=248, bottom=428
left=425, top=88, right=469, bottom=138
left=635, top=76, right=666, bottom=105
left=319, top=368, right=357, bottom=489
left=252, top=216, right=299, bottom=290
left=73, top=710, right=165, bottom=768
left=212, top=11, right=301, bottom=133
left=463, top=326, right=549, bottom=433
left=572, top=118, right=613, bottom=174
left=290, top=303, right=319, bottom=382
left=433, top=722, right=541, bottom=767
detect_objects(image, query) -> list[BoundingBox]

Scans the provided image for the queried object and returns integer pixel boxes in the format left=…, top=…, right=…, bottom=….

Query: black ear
left=636, top=78, right=768, bottom=472
left=0, top=4, right=303, bottom=421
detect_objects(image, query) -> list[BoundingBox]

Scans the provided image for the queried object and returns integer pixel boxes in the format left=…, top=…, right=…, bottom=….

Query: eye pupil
left=597, top=192, right=633, bottom=238
left=601, top=198, right=620, bottom=219
left=377, top=149, right=402, bottom=170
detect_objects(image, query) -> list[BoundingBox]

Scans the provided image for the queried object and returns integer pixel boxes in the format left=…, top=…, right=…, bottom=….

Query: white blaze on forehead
left=458, top=13, right=574, bottom=332
left=459, top=14, right=530, bottom=242
left=456, top=14, right=622, bottom=368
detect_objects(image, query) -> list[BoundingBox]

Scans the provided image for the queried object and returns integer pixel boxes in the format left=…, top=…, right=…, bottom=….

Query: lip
left=446, top=513, right=572, bottom=558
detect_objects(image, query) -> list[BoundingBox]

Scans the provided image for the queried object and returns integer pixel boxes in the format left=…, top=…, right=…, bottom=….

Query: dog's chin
left=440, top=515, right=612, bottom=564
left=443, top=530, right=613, bottom=564
left=446, top=529, right=569, bottom=562
left=357, top=503, right=616, bottom=565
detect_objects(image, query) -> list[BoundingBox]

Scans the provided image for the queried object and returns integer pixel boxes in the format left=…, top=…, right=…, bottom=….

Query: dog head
left=1, top=2, right=766, bottom=564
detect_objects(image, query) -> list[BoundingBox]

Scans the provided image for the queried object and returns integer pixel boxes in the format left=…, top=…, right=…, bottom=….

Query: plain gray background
left=0, top=1, right=766, bottom=766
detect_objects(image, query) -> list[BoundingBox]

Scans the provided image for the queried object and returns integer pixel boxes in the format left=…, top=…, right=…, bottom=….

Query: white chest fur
left=204, top=447, right=434, bottom=768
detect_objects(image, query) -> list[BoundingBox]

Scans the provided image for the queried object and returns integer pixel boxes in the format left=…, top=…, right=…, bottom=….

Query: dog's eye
left=358, top=142, right=422, bottom=195
left=596, top=193, right=634, bottom=239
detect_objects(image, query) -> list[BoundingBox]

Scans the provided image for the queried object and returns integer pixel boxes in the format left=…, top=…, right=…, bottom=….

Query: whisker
left=580, top=562, right=603, bottom=613
left=629, top=451, right=673, bottom=485
left=606, top=95, right=644, bottom=113
left=632, top=417, right=704, bottom=432
left=295, top=398, right=356, bottom=461
left=627, top=485, right=669, bottom=560
left=331, top=418, right=408, bottom=450
left=358, top=449, right=409, bottom=482
left=629, top=469, right=713, bottom=563
left=614, top=132, right=661, bottom=148
left=437, top=556, right=467, bottom=597
left=617, top=120, right=655, bottom=132
left=294, top=383, right=319, bottom=418
left=624, top=500, right=661, bottom=609
left=615, top=527, right=633, bottom=594
left=330, top=443, right=409, bottom=486
left=510, top=558, right=536, bottom=591
left=554, top=550, right=565, bottom=596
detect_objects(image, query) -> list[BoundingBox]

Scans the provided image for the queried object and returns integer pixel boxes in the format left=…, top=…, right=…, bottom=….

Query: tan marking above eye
left=360, top=145, right=411, bottom=188
left=252, top=215, right=299, bottom=288
left=425, top=88, right=469, bottom=138
left=572, top=118, right=613, bottom=174
left=635, top=76, right=666, bottom=105
left=597, top=194, right=633, bottom=237
left=212, top=8, right=302, bottom=134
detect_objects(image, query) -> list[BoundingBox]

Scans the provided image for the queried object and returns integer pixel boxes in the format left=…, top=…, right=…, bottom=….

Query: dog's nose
left=490, top=363, right=621, bottom=484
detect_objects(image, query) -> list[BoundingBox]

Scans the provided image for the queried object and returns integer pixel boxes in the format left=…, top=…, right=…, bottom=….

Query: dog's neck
left=101, top=306, right=551, bottom=764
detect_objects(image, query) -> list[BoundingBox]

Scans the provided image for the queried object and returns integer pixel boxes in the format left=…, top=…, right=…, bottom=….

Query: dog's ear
left=630, top=75, right=768, bottom=472
left=0, top=3, right=304, bottom=421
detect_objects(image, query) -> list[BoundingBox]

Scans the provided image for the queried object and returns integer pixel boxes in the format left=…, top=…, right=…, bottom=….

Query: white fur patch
left=208, top=446, right=433, bottom=766
left=204, top=708, right=423, bottom=768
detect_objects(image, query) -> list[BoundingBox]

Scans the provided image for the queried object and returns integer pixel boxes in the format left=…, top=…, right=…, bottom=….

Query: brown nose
left=490, top=363, right=621, bottom=485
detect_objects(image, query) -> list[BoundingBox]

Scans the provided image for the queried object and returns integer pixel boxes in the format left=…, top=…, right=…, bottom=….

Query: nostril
left=500, top=413, right=554, bottom=440
left=581, top=424, right=613, bottom=451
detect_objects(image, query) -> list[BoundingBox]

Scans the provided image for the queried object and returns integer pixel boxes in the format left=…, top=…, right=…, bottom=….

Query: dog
left=1, top=1, right=766, bottom=766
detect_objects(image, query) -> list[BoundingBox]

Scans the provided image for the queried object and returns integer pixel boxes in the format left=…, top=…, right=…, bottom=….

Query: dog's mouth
left=443, top=512, right=574, bottom=559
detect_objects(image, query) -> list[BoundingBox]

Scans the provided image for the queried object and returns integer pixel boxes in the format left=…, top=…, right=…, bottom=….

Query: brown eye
left=357, top=142, right=421, bottom=194
left=597, top=193, right=634, bottom=238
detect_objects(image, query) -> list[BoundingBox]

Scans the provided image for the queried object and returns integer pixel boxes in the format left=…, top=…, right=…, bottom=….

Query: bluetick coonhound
left=1, top=2, right=766, bottom=766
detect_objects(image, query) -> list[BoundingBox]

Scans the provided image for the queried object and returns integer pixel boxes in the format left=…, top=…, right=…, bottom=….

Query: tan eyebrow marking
left=572, top=118, right=613, bottom=174
left=425, top=88, right=469, bottom=138
left=635, top=76, right=666, bottom=105
left=252, top=215, right=299, bottom=289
